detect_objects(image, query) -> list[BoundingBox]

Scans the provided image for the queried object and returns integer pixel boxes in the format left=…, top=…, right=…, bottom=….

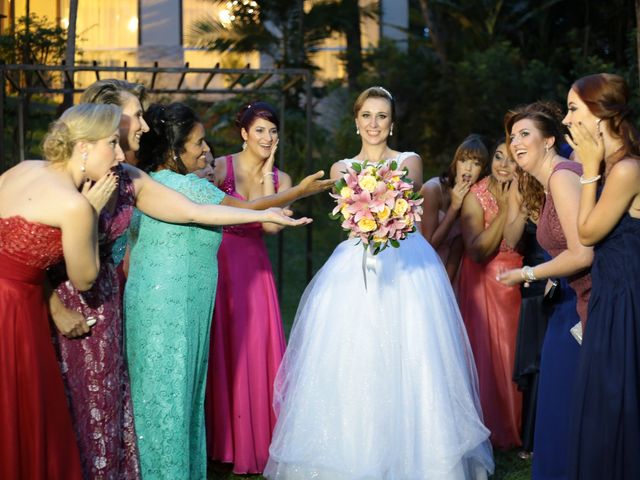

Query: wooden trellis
left=0, top=61, right=317, bottom=284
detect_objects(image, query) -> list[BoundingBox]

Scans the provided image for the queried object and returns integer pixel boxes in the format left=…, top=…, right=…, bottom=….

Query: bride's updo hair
left=571, top=73, right=640, bottom=160
left=353, top=86, right=396, bottom=121
left=42, top=103, right=122, bottom=164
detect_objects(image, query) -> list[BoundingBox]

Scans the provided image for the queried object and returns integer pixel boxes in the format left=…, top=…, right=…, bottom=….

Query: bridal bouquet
left=330, top=160, right=423, bottom=255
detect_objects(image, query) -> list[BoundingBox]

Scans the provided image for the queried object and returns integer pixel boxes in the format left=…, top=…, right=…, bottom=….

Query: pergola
left=0, top=62, right=317, bottom=283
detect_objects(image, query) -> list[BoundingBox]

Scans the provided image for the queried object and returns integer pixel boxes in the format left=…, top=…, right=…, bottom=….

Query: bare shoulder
left=213, top=154, right=231, bottom=185
left=549, top=167, right=580, bottom=190
left=277, top=169, right=292, bottom=185
left=608, top=157, right=640, bottom=181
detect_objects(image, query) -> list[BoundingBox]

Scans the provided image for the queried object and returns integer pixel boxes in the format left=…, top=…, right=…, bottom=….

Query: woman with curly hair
left=499, top=104, right=592, bottom=479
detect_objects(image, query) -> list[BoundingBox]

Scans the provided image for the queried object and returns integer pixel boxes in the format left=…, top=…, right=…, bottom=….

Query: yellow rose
left=405, top=216, right=414, bottom=229
left=358, top=175, right=377, bottom=192
left=393, top=198, right=409, bottom=216
left=340, top=186, right=354, bottom=198
left=357, top=218, right=377, bottom=232
left=391, top=176, right=400, bottom=183
left=376, top=206, right=391, bottom=221
left=373, top=235, right=387, bottom=244
left=341, top=204, right=351, bottom=219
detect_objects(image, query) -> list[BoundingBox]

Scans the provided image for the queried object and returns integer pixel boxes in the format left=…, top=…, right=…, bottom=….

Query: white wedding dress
left=264, top=154, right=494, bottom=480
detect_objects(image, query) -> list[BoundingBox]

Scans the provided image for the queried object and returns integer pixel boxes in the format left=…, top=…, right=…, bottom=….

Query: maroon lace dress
left=0, top=216, right=83, bottom=480
left=52, top=166, right=140, bottom=479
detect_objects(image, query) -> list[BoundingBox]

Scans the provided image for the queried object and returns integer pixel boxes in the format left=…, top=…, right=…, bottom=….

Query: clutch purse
left=570, top=321, right=583, bottom=345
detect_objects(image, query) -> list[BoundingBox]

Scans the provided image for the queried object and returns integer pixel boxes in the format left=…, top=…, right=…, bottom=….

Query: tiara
left=373, top=86, right=393, bottom=100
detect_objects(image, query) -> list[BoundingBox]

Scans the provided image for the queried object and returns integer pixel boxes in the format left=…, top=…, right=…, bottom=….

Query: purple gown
left=52, top=165, right=140, bottom=480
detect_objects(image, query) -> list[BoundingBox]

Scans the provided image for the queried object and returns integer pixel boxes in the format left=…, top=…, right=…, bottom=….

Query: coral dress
left=52, top=164, right=140, bottom=479
left=125, top=170, right=225, bottom=480
left=458, top=176, right=523, bottom=449
left=568, top=187, right=640, bottom=480
left=0, top=216, right=82, bottom=480
left=205, top=155, right=286, bottom=474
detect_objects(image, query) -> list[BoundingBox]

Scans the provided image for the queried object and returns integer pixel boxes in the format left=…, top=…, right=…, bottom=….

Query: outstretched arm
left=221, top=170, right=333, bottom=210
left=128, top=164, right=311, bottom=227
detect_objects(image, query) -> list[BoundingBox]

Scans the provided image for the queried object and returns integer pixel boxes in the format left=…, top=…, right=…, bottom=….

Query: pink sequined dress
left=0, top=216, right=83, bottom=480
left=52, top=165, right=140, bottom=479
left=205, top=155, right=286, bottom=474
left=458, top=176, right=524, bottom=449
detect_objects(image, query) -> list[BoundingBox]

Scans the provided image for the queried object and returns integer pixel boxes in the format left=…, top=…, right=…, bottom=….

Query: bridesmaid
left=420, top=134, right=488, bottom=282
left=48, top=80, right=148, bottom=479
left=0, top=103, right=120, bottom=480
left=499, top=104, right=593, bottom=480
left=458, top=141, right=523, bottom=449
left=563, top=73, right=640, bottom=480
left=47, top=81, right=332, bottom=480
left=502, top=102, right=562, bottom=458
left=205, top=102, right=291, bottom=474
left=124, top=102, right=311, bottom=480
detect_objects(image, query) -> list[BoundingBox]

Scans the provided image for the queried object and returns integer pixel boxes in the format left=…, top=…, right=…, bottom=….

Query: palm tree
left=189, top=0, right=375, bottom=89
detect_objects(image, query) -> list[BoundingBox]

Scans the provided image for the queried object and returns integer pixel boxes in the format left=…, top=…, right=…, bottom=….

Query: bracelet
left=521, top=265, right=537, bottom=282
left=579, top=174, right=601, bottom=184
left=262, top=172, right=275, bottom=178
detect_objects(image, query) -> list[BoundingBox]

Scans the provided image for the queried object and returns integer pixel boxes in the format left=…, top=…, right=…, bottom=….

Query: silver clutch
left=570, top=321, right=583, bottom=345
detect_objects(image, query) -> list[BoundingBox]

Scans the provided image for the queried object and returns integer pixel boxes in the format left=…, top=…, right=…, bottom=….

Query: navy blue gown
left=532, top=277, right=580, bottom=480
left=568, top=207, right=640, bottom=480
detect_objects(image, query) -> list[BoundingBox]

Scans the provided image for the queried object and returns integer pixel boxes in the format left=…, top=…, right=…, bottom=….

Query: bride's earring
left=356, top=127, right=360, bottom=135
left=390, top=125, right=394, bottom=137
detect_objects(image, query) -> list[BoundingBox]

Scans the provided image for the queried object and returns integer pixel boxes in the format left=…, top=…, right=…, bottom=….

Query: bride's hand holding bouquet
left=330, top=160, right=423, bottom=255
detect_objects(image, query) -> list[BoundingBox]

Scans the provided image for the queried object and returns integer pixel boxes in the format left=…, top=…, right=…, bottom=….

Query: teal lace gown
left=124, top=170, right=225, bottom=480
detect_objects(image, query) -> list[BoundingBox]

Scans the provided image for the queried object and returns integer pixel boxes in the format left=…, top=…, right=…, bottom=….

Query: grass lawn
left=208, top=449, right=532, bottom=479
left=207, top=195, right=532, bottom=479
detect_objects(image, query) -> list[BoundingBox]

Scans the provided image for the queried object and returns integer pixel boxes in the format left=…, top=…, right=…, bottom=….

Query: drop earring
left=356, top=128, right=360, bottom=135
left=81, top=152, right=87, bottom=173
left=390, top=126, right=394, bottom=137
left=242, top=141, right=247, bottom=150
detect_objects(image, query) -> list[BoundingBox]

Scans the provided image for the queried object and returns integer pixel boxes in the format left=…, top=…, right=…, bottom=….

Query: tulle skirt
left=264, top=234, right=494, bottom=480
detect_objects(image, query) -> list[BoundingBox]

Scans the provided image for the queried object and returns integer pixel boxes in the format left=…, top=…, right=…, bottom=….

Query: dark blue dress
left=512, top=220, right=549, bottom=452
left=568, top=205, right=640, bottom=480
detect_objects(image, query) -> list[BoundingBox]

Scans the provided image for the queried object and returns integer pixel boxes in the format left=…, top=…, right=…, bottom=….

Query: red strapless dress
left=0, top=216, right=82, bottom=480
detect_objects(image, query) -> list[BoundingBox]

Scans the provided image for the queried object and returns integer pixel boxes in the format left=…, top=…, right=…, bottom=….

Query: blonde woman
left=0, top=103, right=121, bottom=480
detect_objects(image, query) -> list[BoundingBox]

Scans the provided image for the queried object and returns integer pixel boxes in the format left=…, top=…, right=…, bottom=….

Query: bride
left=264, top=87, right=494, bottom=480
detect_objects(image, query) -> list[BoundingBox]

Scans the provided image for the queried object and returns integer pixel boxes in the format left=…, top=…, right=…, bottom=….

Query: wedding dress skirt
left=264, top=233, right=494, bottom=479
